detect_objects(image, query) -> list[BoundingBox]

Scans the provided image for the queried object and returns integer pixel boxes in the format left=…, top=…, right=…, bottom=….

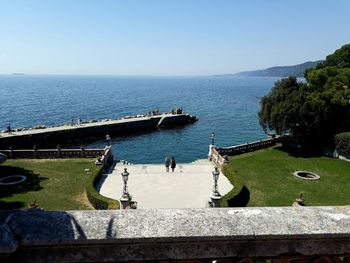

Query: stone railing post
left=9, top=147, right=14, bottom=159
left=103, top=146, right=113, bottom=166
left=208, top=144, right=215, bottom=161
left=80, top=146, right=85, bottom=158
left=33, top=145, right=38, bottom=158
left=57, top=145, right=61, bottom=158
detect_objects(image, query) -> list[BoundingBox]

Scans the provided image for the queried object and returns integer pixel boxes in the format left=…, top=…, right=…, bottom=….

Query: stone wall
left=1, top=207, right=350, bottom=262
left=217, top=138, right=276, bottom=156
left=0, top=148, right=104, bottom=159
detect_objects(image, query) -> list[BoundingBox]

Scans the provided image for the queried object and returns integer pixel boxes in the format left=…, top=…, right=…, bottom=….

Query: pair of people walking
left=164, top=156, right=176, bottom=172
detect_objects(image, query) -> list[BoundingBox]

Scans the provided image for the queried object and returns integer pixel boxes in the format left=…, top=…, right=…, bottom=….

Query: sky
left=0, top=0, right=350, bottom=76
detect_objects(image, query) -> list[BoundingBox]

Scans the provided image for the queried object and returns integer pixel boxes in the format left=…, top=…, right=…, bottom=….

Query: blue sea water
left=0, top=75, right=279, bottom=163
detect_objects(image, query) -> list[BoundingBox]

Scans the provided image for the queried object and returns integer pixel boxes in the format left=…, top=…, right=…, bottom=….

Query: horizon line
left=0, top=73, right=241, bottom=77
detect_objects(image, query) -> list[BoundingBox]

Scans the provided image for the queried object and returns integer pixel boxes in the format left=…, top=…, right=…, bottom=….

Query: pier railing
left=0, top=148, right=105, bottom=159
left=1, top=207, right=350, bottom=262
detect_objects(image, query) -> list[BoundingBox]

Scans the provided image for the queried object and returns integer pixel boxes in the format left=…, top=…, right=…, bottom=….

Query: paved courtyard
left=97, top=159, right=233, bottom=209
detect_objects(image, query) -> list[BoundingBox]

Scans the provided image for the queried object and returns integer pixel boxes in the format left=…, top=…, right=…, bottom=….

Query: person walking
left=164, top=156, right=170, bottom=172
left=170, top=156, right=176, bottom=172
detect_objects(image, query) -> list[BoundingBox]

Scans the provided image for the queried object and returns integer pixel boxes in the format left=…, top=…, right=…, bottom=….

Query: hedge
left=220, top=163, right=249, bottom=207
left=86, top=166, right=120, bottom=209
left=335, top=132, right=350, bottom=159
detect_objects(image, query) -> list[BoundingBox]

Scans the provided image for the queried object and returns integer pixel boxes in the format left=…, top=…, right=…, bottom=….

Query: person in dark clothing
left=164, top=156, right=171, bottom=172
left=171, top=156, right=176, bottom=172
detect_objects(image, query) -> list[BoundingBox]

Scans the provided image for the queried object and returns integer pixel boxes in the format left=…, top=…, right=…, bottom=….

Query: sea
left=0, top=75, right=280, bottom=164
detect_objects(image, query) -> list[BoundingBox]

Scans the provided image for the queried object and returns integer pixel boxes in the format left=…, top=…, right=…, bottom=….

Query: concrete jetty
left=0, top=112, right=197, bottom=149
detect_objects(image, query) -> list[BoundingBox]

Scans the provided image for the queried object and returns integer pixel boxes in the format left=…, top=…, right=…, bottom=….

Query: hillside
left=219, top=61, right=323, bottom=77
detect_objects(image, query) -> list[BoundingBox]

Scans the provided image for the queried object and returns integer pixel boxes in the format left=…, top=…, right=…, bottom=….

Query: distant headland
left=214, top=60, right=323, bottom=78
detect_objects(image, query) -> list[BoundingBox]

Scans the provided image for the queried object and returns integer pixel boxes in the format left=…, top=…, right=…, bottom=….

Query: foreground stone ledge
left=1, top=207, right=350, bottom=262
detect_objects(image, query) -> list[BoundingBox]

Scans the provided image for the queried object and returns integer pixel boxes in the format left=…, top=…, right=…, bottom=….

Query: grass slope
left=223, top=147, right=350, bottom=206
left=0, top=159, right=100, bottom=210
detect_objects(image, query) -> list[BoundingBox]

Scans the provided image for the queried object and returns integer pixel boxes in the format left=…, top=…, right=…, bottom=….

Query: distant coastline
left=214, top=60, right=323, bottom=78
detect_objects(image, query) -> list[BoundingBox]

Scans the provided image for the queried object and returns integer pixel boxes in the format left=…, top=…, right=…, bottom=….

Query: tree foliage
left=259, top=44, right=350, bottom=146
left=335, top=132, right=350, bottom=159
left=315, top=44, right=350, bottom=69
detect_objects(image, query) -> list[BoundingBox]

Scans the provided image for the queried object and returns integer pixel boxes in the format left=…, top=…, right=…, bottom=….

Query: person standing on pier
left=164, top=156, right=170, bottom=172
left=171, top=157, right=176, bottom=172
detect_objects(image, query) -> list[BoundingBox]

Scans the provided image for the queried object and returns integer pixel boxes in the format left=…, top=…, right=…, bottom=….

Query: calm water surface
left=0, top=75, right=279, bottom=163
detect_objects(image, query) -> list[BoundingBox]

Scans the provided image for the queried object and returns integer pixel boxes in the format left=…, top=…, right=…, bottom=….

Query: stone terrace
left=97, top=160, right=233, bottom=208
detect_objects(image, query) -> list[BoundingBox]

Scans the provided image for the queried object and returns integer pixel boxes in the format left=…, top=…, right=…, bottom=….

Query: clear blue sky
left=1, top=0, right=349, bottom=76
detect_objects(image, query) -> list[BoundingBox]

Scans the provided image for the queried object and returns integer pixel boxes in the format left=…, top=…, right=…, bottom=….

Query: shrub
left=86, top=166, right=119, bottom=209
left=335, top=132, right=350, bottom=159
left=220, top=163, right=249, bottom=207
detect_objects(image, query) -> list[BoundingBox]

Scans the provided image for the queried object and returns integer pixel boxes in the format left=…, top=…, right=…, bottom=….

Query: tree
left=259, top=44, right=350, bottom=147
left=315, top=44, right=350, bottom=69
left=259, top=77, right=301, bottom=134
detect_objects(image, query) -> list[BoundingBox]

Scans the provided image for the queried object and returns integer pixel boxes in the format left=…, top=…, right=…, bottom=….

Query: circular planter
left=293, top=171, right=320, bottom=181
left=0, top=175, right=27, bottom=186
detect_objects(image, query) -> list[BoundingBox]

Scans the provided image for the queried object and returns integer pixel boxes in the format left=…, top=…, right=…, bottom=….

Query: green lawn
left=0, top=159, right=100, bottom=210
left=222, top=147, right=350, bottom=207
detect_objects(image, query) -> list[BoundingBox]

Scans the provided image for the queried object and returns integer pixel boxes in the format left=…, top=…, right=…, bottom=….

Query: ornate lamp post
left=209, top=167, right=222, bottom=207
left=119, top=168, right=137, bottom=209
left=105, top=134, right=111, bottom=147
left=212, top=167, right=221, bottom=196
left=120, top=168, right=130, bottom=201
left=208, top=132, right=216, bottom=160
left=211, top=132, right=215, bottom=145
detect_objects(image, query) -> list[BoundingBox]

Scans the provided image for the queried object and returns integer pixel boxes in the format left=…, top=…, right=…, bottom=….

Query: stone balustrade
left=218, top=138, right=276, bottom=156
left=100, top=146, right=114, bottom=168
left=1, top=207, right=350, bottom=262
left=211, top=147, right=228, bottom=167
left=0, top=148, right=105, bottom=159
left=209, top=139, right=277, bottom=167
